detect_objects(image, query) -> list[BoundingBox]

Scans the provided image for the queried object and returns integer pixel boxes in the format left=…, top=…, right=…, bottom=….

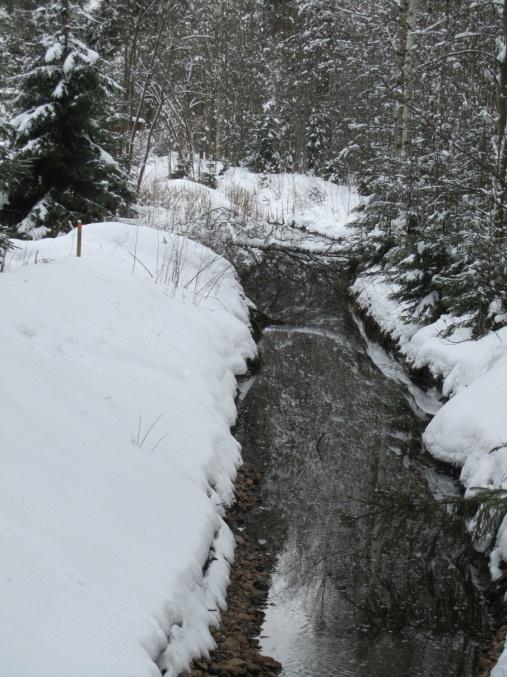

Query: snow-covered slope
left=138, top=157, right=359, bottom=244
left=0, top=223, right=255, bottom=677
left=352, top=272, right=507, bottom=559
left=219, top=167, right=359, bottom=239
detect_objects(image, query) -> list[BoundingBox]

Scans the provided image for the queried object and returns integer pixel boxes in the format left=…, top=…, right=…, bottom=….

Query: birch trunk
left=394, top=0, right=418, bottom=155
left=394, top=0, right=409, bottom=152
left=401, top=0, right=418, bottom=153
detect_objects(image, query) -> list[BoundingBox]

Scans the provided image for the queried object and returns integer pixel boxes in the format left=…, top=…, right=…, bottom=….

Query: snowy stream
left=235, top=258, right=492, bottom=677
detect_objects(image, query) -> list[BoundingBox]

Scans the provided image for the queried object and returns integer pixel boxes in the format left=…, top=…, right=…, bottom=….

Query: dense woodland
left=1, top=0, right=507, bottom=335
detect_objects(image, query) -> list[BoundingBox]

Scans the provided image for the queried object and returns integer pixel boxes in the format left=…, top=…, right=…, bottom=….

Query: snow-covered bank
left=138, top=158, right=359, bottom=248
left=0, top=223, right=256, bottom=677
left=352, top=271, right=507, bottom=472
left=352, top=273, right=507, bottom=583
left=353, top=272, right=507, bottom=676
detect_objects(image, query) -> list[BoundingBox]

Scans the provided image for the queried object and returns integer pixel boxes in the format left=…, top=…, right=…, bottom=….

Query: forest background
left=1, top=0, right=507, bottom=336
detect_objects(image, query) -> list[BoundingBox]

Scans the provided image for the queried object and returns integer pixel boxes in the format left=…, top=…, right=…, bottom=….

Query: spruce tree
left=247, top=100, right=282, bottom=173
left=0, top=0, right=132, bottom=238
left=306, top=111, right=328, bottom=174
left=348, top=0, right=507, bottom=334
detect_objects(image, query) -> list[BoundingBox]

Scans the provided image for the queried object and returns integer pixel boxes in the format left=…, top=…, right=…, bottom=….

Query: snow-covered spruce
left=0, top=2, right=132, bottom=239
left=0, top=223, right=255, bottom=677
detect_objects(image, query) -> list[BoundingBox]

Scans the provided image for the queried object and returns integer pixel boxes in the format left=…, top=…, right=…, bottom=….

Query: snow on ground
left=137, top=178, right=233, bottom=237
left=219, top=167, right=359, bottom=239
left=142, top=153, right=225, bottom=188
left=137, top=156, right=507, bottom=670
left=138, top=156, right=359, bottom=247
left=351, top=272, right=507, bottom=578
left=0, top=223, right=256, bottom=677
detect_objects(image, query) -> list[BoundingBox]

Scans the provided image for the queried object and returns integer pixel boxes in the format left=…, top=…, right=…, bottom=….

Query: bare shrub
left=223, top=184, right=261, bottom=221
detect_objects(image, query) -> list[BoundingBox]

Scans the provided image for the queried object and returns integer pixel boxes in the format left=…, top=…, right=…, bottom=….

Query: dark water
left=235, top=258, right=491, bottom=677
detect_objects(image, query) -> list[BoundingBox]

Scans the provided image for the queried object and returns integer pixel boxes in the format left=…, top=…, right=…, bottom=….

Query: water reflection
left=235, top=258, right=491, bottom=677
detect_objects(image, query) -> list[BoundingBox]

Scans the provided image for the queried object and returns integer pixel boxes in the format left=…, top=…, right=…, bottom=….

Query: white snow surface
left=138, top=156, right=359, bottom=246
left=219, top=167, right=359, bottom=239
left=0, top=223, right=256, bottom=677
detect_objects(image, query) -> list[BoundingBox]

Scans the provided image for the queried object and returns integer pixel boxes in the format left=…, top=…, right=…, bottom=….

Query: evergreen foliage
left=0, top=0, right=132, bottom=238
left=1, top=0, right=507, bottom=335
left=348, top=0, right=507, bottom=335
left=247, top=100, right=282, bottom=173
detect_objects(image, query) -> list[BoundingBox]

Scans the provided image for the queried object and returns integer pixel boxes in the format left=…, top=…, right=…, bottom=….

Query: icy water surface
left=235, top=258, right=491, bottom=677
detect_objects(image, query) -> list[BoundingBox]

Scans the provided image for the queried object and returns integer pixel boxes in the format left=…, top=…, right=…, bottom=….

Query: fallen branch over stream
left=228, top=237, right=352, bottom=262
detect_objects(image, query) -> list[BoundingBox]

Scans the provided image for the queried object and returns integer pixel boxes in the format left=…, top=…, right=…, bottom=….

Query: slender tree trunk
left=123, top=8, right=144, bottom=142
left=136, top=99, right=163, bottom=193
left=136, top=75, right=169, bottom=193
left=394, top=0, right=409, bottom=152
left=394, top=0, right=418, bottom=155
left=496, top=0, right=507, bottom=226
left=126, top=28, right=169, bottom=170
left=401, top=0, right=418, bottom=153
left=214, top=0, right=225, bottom=159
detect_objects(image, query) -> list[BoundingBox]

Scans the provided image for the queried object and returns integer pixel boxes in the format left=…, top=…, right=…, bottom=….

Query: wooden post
left=76, top=220, right=83, bottom=257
